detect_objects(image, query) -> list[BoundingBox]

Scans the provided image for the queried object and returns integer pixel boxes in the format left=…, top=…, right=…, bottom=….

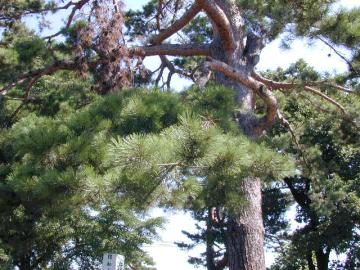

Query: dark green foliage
left=0, top=87, right=186, bottom=269
left=308, top=7, right=360, bottom=79
left=236, top=0, right=335, bottom=39
left=13, top=36, right=47, bottom=64
left=265, top=61, right=360, bottom=269
left=0, top=0, right=46, bottom=27
left=315, top=8, right=360, bottom=48
left=183, top=84, right=238, bottom=131
left=0, top=77, right=295, bottom=269
left=182, top=16, right=213, bottom=44
left=125, top=0, right=158, bottom=41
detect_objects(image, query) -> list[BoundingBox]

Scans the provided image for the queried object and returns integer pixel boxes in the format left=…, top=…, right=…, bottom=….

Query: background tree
left=266, top=60, right=360, bottom=270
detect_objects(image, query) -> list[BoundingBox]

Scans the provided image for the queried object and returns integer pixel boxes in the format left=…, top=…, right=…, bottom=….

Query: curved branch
left=252, top=72, right=354, bottom=93
left=303, top=86, right=346, bottom=114
left=131, top=43, right=212, bottom=57
left=149, top=1, right=203, bottom=45
left=206, top=59, right=278, bottom=133
left=200, top=0, right=235, bottom=55
left=252, top=72, right=347, bottom=114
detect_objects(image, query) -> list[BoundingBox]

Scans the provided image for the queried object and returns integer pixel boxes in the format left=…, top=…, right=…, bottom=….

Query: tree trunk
left=226, top=178, right=265, bottom=270
left=315, top=249, right=330, bottom=270
left=18, top=256, right=33, bottom=270
left=206, top=208, right=217, bottom=270
left=307, top=251, right=316, bottom=270
left=205, top=2, right=267, bottom=269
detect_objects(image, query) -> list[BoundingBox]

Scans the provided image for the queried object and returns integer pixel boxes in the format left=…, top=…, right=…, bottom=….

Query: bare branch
left=43, top=0, right=90, bottom=40
left=149, top=1, right=203, bottom=45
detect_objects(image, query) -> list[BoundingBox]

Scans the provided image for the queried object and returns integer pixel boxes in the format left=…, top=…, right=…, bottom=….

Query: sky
left=21, top=0, right=360, bottom=269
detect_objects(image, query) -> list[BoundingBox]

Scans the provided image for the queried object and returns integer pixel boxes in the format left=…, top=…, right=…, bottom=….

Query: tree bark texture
left=209, top=3, right=266, bottom=269
left=226, top=178, right=265, bottom=270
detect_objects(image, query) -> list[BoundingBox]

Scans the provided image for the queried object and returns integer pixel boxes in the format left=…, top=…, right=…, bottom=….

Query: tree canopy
left=0, top=0, right=359, bottom=270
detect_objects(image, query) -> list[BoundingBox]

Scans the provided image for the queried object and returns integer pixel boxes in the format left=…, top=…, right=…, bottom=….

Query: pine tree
left=0, top=86, right=184, bottom=269
left=1, top=1, right=360, bottom=270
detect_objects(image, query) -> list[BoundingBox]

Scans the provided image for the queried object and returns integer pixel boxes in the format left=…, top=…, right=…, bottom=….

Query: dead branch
left=156, top=0, right=164, bottom=31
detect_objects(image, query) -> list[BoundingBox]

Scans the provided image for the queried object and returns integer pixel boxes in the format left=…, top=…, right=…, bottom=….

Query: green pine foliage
left=0, top=87, right=184, bottom=269
left=1, top=1, right=360, bottom=269
left=0, top=80, right=296, bottom=269
left=108, top=112, right=295, bottom=214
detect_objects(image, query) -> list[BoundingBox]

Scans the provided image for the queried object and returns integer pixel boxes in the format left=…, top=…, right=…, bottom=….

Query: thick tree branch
left=206, top=59, right=278, bottom=133
left=1, top=42, right=210, bottom=97
left=149, top=1, right=203, bottom=44
left=131, top=43, right=211, bottom=57
left=200, top=0, right=235, bottom=56
left=243, top=32, right=265, bottom=70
